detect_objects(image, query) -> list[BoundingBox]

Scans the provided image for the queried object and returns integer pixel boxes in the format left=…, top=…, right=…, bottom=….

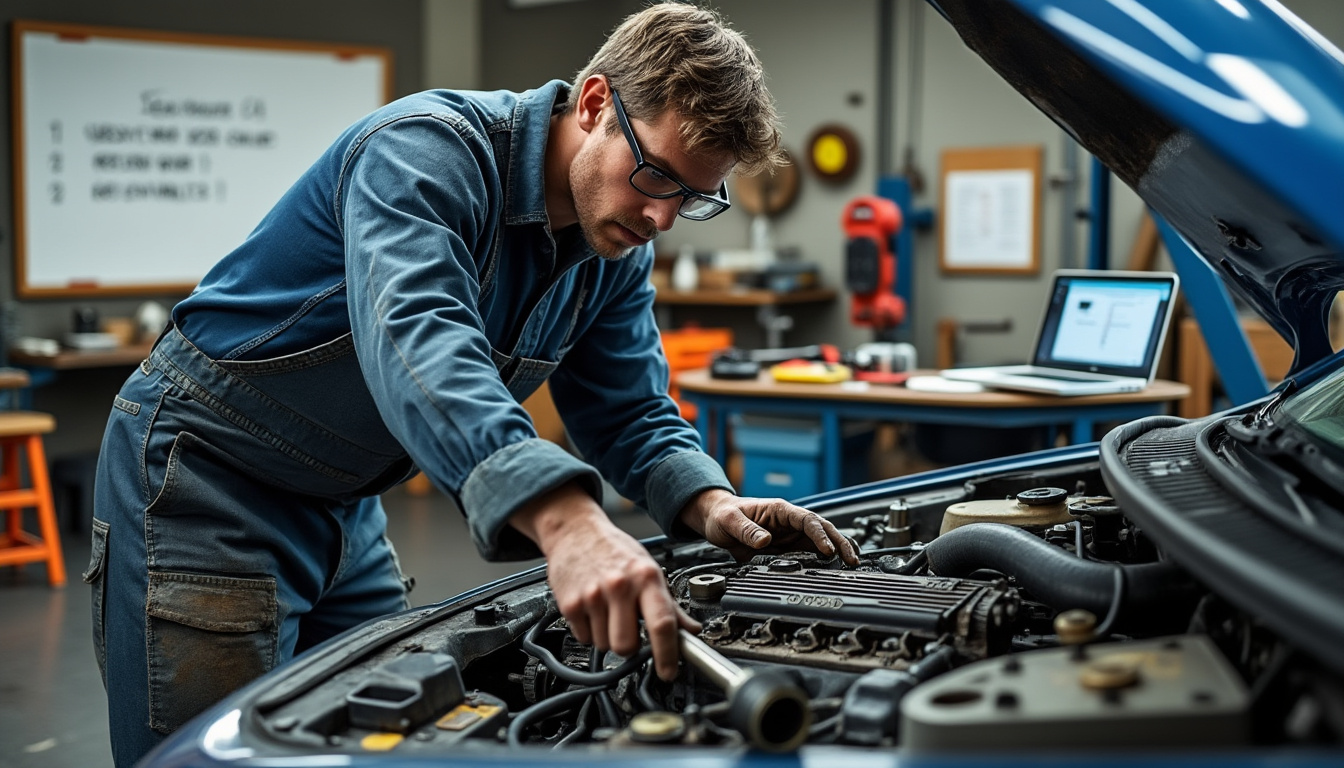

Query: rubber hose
left=636, top=662, right=662, bottom=712
left=522, top=608, right=651, bottom=686
left=507, top=685, right=605, bottom=747
left=590, top=648, right=622, bottom=727
left=553, top=696, right=595, bottom=749
left=924, top=523, right=1200, bottom=628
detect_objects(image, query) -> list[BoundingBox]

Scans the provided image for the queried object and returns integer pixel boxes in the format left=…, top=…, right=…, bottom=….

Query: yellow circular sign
left=806, top=124, right=859, bottom=182
left=812, top=134, right=849, bottom=175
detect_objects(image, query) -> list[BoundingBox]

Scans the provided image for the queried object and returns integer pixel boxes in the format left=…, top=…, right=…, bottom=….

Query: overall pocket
left=142, top=430, right=283, bottom=734
left=214, top=333, right=407, bottom=462
left=145, top=571, right=277, bottom=734
left=490, top=348, right=560, bottom=403
left=81, top=518, right=110, bottom=685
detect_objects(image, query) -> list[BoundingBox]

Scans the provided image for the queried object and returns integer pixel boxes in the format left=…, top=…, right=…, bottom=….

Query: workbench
left=8, top=341, right=156, bottom=372
left=8, top=341, right=156, bottom=407
left=677, top=369, right=1190, bottom=494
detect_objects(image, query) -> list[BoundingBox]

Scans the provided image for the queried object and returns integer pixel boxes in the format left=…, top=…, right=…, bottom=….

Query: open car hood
left=931, top=0, right=1344, bottom=372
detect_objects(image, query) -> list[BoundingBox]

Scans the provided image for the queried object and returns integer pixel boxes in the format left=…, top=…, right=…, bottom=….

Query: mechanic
left=90, top=4, right=858, bottom=765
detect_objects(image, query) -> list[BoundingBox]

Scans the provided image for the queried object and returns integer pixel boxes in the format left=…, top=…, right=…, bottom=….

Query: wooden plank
left=654, top=288, right=836, bottom=306
left=9, top=341, right=154, bottom=370
left=1126, top=211, right=1161, bottom=272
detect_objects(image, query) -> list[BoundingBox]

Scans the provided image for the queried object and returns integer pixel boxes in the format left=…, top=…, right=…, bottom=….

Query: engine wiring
left=482, top=486, right=1334, bottom=751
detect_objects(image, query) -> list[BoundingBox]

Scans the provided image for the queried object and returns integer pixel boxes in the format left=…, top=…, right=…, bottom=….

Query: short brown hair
left=568, top=3, right=784, bottom=175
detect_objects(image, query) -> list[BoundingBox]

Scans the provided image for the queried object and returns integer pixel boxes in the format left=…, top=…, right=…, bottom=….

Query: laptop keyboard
left=1020, top=371, right=1110, bottom=382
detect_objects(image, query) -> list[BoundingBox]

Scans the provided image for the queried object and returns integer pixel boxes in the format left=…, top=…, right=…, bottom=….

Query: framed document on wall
left=11, top=21, right=392, bottom=298
left=938, top=145, right=1043, bottom=275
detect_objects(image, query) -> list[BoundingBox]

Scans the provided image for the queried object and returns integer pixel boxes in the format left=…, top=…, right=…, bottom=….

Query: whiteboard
left=12, top=21, right=391, bottom=297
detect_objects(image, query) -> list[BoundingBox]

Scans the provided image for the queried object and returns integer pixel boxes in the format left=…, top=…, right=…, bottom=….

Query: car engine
left=241, top=457, right=1344, bottom=757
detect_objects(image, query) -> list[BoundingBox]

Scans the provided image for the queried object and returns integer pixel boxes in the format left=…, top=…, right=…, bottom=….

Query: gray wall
left=0, top=0, right=423, bottom=456
left=471, top=0, right=1344, bottom=360
left=6, top=0, right=1343, bottom=457
left=425, top=0, right=481, bottom=89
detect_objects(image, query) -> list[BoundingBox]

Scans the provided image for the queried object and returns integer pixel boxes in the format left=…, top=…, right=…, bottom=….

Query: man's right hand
left=509, top=480, right=699, bottom=681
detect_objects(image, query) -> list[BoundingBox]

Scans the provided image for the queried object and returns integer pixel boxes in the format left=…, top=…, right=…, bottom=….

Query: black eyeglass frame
left=610, top=88, right=731, bottom=222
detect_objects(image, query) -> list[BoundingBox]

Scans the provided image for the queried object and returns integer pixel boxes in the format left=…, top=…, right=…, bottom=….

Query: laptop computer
left=940, top=270, right=1180, bottom=396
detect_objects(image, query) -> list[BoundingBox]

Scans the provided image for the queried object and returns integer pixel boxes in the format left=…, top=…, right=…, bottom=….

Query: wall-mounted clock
left=807, top=123, right=860, bottom=183
left=732, top=148, right=800, bottom=217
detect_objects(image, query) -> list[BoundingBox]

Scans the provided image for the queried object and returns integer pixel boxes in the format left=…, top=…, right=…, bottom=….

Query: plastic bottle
left=672, top=244, right=699, bottom=291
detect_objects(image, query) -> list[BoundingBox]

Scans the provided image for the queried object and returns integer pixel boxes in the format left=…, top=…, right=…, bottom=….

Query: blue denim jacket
left=172, top=81, right=731, bottom=560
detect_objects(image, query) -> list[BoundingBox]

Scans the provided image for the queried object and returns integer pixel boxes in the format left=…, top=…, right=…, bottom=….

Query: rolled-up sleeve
left=340, top=114, right=599, bottom=561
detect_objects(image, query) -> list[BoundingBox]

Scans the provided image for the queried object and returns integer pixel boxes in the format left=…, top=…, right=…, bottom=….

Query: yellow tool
left=770, top=361, right=852, bottom=383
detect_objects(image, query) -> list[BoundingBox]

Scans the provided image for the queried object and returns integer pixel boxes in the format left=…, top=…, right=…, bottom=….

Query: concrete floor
left=0, top=486, right=660, bottom=768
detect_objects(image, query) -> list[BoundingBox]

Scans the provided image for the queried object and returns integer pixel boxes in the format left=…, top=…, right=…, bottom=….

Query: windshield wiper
left=1250, top=378, right=1298, bottom=428
left=1225, top=384, right=1344, bottom=500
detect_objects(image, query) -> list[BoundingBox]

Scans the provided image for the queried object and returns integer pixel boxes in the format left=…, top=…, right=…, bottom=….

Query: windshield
left=1277, top=363, right=1344, bottom=460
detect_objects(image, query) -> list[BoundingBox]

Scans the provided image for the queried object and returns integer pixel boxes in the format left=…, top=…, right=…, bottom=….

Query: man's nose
left=644, top=197, right=680, bottom=232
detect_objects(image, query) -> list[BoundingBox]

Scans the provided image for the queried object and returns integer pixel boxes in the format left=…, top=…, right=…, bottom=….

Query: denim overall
left=87, top=327, right=421, bottom=766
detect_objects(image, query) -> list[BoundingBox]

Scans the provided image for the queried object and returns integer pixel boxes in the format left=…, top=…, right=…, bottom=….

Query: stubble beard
left=571, top=145, right=656, bottom=261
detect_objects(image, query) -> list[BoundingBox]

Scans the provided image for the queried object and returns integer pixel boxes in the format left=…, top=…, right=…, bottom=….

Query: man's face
left=570, top=106, right=734, bottom=260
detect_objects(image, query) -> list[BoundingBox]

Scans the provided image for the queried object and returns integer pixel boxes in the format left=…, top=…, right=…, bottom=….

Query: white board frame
left=11, top=21, right=392, bottom=298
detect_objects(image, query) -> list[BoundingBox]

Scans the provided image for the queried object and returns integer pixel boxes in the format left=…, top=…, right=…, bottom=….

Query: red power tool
left=842, top=196, right=905, bottom=334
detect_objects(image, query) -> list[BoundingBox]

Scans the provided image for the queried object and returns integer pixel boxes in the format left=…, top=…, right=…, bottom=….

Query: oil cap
left=628, top=711, right=687, bottom=743
left=1016, top=487, right=1069, bottom=506
left=1055, top=609, right=1098, bottom=646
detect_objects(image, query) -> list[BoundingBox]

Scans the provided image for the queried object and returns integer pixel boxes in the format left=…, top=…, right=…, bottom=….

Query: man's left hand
left=677, top=489, right=859, bottom=565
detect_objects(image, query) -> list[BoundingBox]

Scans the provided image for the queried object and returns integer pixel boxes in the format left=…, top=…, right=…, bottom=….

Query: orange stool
left=0, top=411, right=65, bottom=587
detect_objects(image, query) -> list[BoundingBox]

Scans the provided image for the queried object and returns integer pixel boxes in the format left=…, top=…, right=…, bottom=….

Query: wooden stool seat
left=0, top=411, right=55, bottom=438
left=0, top=369, right=31, bottom=390
left=0, top=410, right=65, bottom=587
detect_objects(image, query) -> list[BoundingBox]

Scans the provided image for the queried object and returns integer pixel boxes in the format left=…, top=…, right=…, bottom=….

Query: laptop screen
left=1031, top=271, right=1178, bottom=378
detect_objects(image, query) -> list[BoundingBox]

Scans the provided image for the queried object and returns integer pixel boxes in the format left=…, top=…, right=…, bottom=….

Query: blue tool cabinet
left=733, top=415, right=874, bottom=498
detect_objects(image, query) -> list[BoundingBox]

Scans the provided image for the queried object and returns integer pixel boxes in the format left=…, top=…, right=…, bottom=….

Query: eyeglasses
left=610, top=89, right=731, bottom=222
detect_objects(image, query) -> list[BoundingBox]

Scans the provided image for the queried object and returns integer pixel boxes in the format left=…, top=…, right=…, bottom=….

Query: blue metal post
left=877, top=175, right=933, bottom=342
left=1088, top=156, right=1111, bottom=271
left=1152, top=212, right=1268, bottom=406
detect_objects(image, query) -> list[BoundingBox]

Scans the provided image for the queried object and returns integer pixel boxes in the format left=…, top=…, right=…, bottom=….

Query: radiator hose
left=924, top=523, right=1202, bottom=633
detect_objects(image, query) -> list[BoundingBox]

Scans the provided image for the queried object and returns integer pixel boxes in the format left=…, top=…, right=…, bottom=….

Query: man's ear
left=575, top=75, right=611, bottom=134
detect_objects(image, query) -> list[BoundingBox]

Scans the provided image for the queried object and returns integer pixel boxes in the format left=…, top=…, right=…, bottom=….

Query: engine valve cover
left=723, top=568, right=1002, bottom=631
left=689, top=566, right=1018, bottom=671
